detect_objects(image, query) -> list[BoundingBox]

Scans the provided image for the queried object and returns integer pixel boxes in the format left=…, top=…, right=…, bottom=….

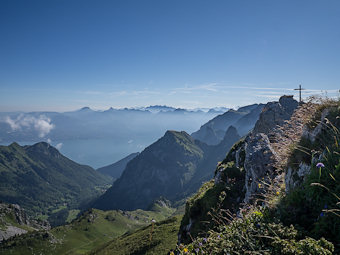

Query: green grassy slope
left=89, top=216, right=182, bottom=255
left=0, top=142, right=111, bottom=225
left=0, top=205, right=176, bottom=255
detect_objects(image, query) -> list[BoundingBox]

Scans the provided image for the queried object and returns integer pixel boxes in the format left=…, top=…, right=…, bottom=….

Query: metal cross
left=294, top=84, right=305, bottom=104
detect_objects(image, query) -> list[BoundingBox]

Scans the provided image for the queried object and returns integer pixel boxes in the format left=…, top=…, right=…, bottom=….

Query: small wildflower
left=170, top=251, right=175, bottom=255
left=324, top=204, right=328, bottom=209
left=217, top=234, right=221, bottom=239
left=276, top=191, right=280, bottom=195
left=183, top=247, right=189, bottom=253
left=255, top=223, right=261, bottom=228
left=258, top=183, right=262, bottom=188
left=316, top=162, right=325, bottom=180
left=316, top=162, right=325, bottom=168
left=198, top=242, right=203, bottom=247
left=195, top=248, right=200, bottom=253
left=320, top=212, right=325, bottom=217
left=203, top=237, right=207, bottom=243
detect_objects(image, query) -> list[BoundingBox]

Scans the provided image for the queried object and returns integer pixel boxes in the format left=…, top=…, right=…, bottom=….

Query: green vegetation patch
left=89, top=216, right=182, bottom=255
left=0, top=142, right=111, bottom=226
left=177, top=210, right=334, bottom=255
left=180, top=160, right=245, bottom=243
left=0, top=205, right=177, bottom=255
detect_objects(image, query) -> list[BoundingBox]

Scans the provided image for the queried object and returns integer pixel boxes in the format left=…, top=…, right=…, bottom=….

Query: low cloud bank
left=4, top=114, right=55, bottom=138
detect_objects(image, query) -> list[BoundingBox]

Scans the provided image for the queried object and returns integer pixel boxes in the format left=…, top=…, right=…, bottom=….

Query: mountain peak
left=224, top=125, right=239, bottom=139
left=163, top=130, right=194, bottom=145
left=25, top=142, right=61, bottom=158
left=94, top=130, right=205, bottom=210
left=253, top=95, right=298, bottom=135
left=79, top=106, right=92, bottom=111
left=164, top=130, right=189, bottom=137
left=9, top=142, right=21, bottom=149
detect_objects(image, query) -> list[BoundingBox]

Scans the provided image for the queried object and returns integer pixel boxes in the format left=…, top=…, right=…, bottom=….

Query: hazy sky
left=1, top=0, right=339, bottom=111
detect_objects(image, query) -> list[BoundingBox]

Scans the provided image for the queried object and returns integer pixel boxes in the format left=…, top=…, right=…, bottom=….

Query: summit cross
left=294, top=84, right=305, bottom=105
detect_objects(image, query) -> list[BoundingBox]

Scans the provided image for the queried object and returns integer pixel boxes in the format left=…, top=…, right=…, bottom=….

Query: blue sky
left=1, top=0, right=339, bottom=111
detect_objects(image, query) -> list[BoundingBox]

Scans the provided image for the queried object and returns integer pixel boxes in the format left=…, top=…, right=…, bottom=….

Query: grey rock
left=244, top=133, right=277, bottom=203
left=302, top=108, right=330, bottom=143
left=253, top=95, right=298, bottom=135
left=285, top=163, right=311, bottom=192
left=0, top=226, right=27, bottom=242
left=0, top=202, right=50, bottom=243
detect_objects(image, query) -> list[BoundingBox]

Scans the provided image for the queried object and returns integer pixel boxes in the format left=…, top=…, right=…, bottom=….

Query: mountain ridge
left=191, top=103, right=264, bottom=145
left=0, top=142, right=111, bottom=225
left=94, top=125, right=241, bottom=211
left=97, top=152, right=139, bottom=179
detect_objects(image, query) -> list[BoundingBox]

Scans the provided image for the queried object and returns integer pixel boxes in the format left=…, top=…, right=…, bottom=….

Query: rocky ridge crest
left=179, top=95, right=304, bottom=241
left=219, top=95, right=300, bottom=202
left=0, top=202, right=50, bottom=242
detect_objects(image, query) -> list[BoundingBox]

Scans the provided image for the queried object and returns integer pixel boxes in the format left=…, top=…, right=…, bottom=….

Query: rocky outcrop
left=212, top=95, right=298, bottom=201
left=244, top=133, right=277, bottom=202
left=179, top=97, right=340, bottom=248
left=238, top=97, right=299, bottom=195
left=178, top=96, right=300, bottom=243
left=301, top=108, right=331, bottom=143
left=285, top=163, right=311, bottom=192
left=253, top=95, right=298, bottom=135
left=0, top=226, right=28, bottom=242
left=0, top=202, right=50, bottom=242
left=242, top=95, right=298, bottom=202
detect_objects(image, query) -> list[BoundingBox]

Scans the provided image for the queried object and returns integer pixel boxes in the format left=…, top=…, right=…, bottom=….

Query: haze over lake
left=0, top=107, right=222, bottom=168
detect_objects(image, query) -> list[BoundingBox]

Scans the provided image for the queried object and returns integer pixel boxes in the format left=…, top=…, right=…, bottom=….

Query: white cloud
left=4, top=116, right=21, bottom=130
left=170, top=83, right=219, bottom=95
left=47, top=138, right=52, bottom=144
left=55, top=143, right=63, bottom=150
left=33, top=116, right=54, bottom=138
left=4, top=114, right=55, bottom=138
left=127, top=140, right=133, bottom=144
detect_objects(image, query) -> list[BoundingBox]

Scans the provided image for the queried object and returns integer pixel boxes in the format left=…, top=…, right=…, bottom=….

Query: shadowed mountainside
left=94, top=127, right=241, bottom=211
left=97, top=152, right=139, bottom=179
left=0, top=142, right=111, bottom=225
left=191, top=104, right=264, bottom=145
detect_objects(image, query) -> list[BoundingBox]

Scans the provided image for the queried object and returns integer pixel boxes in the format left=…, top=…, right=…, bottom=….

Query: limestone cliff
left=0, top=202, right=50, bottom=242
left=179, top=95, right=301, bottom=242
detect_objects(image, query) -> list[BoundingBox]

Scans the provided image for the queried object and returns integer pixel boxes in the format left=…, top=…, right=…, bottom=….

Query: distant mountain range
left=192, top=104, right=264, bottom=145
left=0, top=142, right=111, bottom=226
left=0, top=105, right=227, bottom=168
